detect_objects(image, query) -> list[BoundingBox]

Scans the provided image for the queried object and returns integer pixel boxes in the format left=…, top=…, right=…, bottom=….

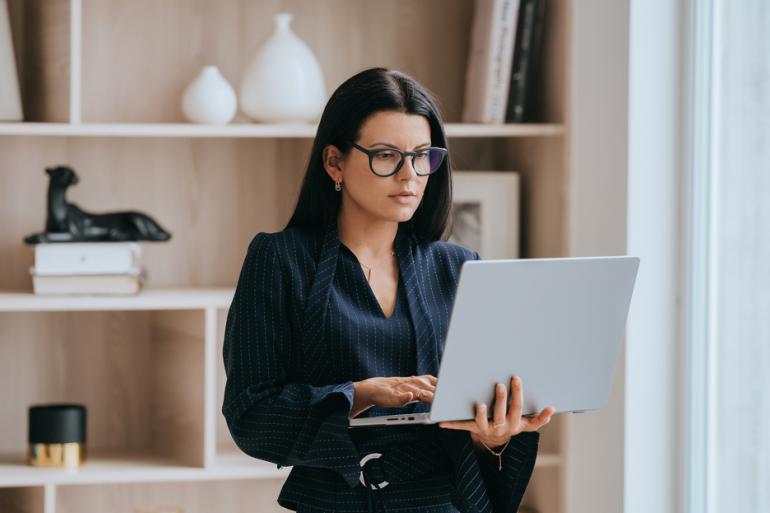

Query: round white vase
left=181, top=65, right=237, bottom=124
left=239, top=13, right=327, bottom=123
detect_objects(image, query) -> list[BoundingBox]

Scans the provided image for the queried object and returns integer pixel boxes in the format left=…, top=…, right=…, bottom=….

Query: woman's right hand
left=350, top=374, right=437, bottom=418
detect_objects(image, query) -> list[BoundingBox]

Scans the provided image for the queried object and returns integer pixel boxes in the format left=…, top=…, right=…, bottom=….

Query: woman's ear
left=322, top=144, right=344, bottom=182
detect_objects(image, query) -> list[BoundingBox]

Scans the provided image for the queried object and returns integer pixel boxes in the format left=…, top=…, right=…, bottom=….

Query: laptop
left=348, top=255, right=640, bottom=427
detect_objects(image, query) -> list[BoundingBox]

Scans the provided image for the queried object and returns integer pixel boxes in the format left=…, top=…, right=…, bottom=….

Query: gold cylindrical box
left=28, top=442, right=86, bottom=467
left=28, top=404, right=87, bottom=468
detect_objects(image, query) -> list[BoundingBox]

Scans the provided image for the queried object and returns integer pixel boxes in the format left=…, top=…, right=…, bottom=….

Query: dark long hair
left=284, top=67, right=453, bottom=242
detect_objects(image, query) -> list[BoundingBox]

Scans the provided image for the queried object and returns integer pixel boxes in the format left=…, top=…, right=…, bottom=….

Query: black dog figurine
left=24, top=166, right=172, bottom=244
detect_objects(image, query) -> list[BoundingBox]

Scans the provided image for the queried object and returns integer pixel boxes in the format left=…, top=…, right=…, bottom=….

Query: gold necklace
left=359, top=249, right=396, bottom=283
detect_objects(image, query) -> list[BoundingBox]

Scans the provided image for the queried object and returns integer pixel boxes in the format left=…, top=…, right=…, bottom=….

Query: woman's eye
left=375, top=151, right=395, bottom=159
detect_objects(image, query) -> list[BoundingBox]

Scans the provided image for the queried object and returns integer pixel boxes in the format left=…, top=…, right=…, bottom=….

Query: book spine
left=462, top=0, right=494, bottom=122
left=483, top=0, right=520, bottom=123
left=505, top=0, right=545, bottom=122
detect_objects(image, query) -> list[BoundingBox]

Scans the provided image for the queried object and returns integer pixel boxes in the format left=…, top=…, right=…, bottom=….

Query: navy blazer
left=222, top=218, right=539, bottom=512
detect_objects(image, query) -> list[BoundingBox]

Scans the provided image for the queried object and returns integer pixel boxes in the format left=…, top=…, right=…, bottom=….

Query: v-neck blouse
left=331, top=242, right=423, bottom=417
left=338, top=242, right=402, bottom=320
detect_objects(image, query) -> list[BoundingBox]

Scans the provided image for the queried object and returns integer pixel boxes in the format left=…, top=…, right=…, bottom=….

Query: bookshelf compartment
left=76, top=0, right=569, bottom=125
left=0, top=486, right=45, bottom=513
left=0, top=137, right=312, bottom=291
left=521, top=465, right=563, bottom=513
left=215, top=308, right=233, bottom=456
left=449, top=137, right=567, bottom=259
left=80, top=0, right=474, bottom=124
left=6, top=0, right=71, bottom=122
left=0, top=309, right=207, bottom=468
left=55, top=478, right=286, bottom=513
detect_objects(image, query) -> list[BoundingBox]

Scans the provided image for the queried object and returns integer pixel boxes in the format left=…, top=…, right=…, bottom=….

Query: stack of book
left=462, top=0, right=546, bottom=124
left=29, top=241, right=147, bottom=295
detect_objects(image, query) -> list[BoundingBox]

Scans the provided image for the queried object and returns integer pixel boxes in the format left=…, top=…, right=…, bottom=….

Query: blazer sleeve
left=221, top=232, right=363, bottom=489
left=470, top=248, right=541, bottom=513
left=475, top=431, right=540, bottom=513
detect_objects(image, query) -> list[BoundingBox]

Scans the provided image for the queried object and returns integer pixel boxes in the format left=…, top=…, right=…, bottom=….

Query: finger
left=413, top=377, right=437, bottom=394
left=438, top=420, right=478, bottom=431
left=400, top=391, right=414, bottom=403
left=522, top=407, right=554, bottom=430
left=476, top=402, right=489, bottom=433
left=410, top=389, right=434, bottom=404
left=492, top=382, right=507, bottom=429
left=413, top=377, right=437, bottom=400
left=418, top=374, right=438, bottom=384
left=401, top=383, right=427, bottom=398
left=506, top=376, right=523, bottom=425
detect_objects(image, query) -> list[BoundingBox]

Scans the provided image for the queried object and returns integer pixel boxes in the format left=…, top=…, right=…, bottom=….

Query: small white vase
left=181, top=65, right=237, bottom=124
left=239, top=13, right=326, bottom=123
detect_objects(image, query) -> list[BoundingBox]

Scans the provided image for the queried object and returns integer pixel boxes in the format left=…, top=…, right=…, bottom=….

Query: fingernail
left=497, top=383, right=504, bottom=392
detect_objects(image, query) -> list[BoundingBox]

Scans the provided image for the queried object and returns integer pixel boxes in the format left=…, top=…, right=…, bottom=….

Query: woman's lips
left=389, top=194, right=416, bottom=204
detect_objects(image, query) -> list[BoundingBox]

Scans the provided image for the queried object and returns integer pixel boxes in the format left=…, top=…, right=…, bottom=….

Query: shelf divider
left=68, top=0, right=82, bottom=124
left=203, top=306, right=219, bottom=469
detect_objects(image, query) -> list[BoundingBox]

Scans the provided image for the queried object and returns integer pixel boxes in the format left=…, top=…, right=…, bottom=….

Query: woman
left=222, top=67, right=555, bottom=513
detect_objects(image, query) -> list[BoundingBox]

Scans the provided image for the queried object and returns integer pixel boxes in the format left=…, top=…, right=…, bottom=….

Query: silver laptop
left=348, top=255, right=640, bottom=427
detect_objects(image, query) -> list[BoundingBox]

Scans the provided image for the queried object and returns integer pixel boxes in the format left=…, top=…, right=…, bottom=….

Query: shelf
left=0, top=451, right=288, bottom=487
left=213, top=450, right=290, bottom=480
left=0, top=287, right=234, bottom=312
left=0, top=122, right=564, bottom=139
left=0, top=449, right=559, bottom=488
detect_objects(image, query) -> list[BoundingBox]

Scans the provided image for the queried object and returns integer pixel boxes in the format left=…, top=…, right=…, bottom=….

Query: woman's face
left=324, top=111, right=432, bottom=224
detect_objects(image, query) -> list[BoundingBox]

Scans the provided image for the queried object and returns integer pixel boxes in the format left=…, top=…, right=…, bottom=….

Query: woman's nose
left=397, top=156, right=420, bottom=178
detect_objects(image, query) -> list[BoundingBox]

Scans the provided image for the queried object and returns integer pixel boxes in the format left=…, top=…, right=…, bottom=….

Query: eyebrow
left=369, top=142, right=431, bottom=150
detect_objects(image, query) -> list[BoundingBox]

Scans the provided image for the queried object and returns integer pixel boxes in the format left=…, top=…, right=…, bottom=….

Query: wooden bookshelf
left=0, top=0, right=612, bottom=512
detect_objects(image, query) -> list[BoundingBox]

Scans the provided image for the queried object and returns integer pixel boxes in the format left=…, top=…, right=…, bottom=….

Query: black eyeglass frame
left=348, top=142, right=448, bottom=177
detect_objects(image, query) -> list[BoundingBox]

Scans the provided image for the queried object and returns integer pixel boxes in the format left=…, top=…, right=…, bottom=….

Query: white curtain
left=691, top=1, right=770, bottom=511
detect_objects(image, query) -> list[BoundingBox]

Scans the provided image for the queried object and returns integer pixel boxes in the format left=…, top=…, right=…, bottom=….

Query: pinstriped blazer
left=221, top=218, right=540, bottom=512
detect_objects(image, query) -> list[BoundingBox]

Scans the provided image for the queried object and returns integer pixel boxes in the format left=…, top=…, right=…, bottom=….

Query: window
left=687, top=1, right=770, bottom=512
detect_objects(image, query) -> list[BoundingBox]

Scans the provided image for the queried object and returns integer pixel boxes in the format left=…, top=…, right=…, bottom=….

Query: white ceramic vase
left=239, top=12, right=326, bottom=123
left=181, top=65, right=237, bottom=124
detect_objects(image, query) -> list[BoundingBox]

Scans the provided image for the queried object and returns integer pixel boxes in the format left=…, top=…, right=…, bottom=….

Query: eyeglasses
left=349, top=142, right=448, bottom=177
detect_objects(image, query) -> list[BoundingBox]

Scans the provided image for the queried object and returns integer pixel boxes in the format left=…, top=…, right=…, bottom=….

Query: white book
left=33, top=241, right=141, bottom=275
left=0, top=0, right=23, bottom=121
left=462, top=0, right=520, bottom=123
left=31, top=269, right=145, bottom=296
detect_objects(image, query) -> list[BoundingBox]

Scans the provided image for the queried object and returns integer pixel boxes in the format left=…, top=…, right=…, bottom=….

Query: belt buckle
left=359, top=452, right=389, bottom=489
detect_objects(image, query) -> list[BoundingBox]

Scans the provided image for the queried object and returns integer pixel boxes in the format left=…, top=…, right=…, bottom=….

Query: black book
left=504, top=0, right=546, bottom=122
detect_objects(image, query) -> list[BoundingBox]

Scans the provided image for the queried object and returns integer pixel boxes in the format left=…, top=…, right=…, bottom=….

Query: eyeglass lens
left=371, top=148, right=446, bottom=176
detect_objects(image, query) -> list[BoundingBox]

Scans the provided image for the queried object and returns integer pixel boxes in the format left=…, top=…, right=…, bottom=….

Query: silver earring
left=335, top=179, right=342, bottom=192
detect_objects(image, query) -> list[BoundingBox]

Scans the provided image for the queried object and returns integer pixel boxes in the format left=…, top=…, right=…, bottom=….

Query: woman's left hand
left=438, top=376, right=555, bottom=449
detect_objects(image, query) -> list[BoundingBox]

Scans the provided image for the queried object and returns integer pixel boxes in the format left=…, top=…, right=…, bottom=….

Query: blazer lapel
left=395, top=226, right=442, bottom=378
left=300, top=219, right=342, bottom=383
